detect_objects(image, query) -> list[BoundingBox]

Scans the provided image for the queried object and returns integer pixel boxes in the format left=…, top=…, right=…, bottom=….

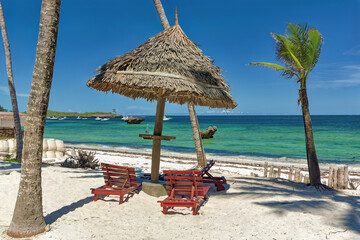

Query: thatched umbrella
left=87, top=15, right=237, bottom=182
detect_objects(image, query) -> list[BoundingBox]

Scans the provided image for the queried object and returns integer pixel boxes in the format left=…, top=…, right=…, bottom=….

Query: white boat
left=121, top=115, right=128, bottom=120
left=100, top=118, right=110, bottom=121
left=95, top=117, right=102, bottom=121
left=163, top=116, right=172, bottom=121
left=76, top=116, right=82, bottom=119
left=58, top=117, right=67, bottom=120
left=49, top=116, right=58, bottom=120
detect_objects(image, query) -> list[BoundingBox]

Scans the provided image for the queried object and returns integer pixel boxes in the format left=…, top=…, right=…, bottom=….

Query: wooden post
left=304, top=175, right=310, bottom=184
left=338, top=167, right=344, bottom=189
left=289, top=165, right=294, bottom=181
left=328, top=167, right=333, bottom=188
left=277, top=167, right=281, bottom=178
left=269, top=165, right=274, bottom=178
left=294, top=170, right=300, bottom=182
left=264, top=162, right=268, bottom=177
left=151, top=98, right=166, bottom=182
left=344, top=166, right=349, bottom=190
left=333, top=168, right=338, bottom=189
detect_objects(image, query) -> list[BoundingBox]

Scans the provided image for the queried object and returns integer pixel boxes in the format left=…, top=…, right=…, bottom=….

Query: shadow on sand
left=222, top=176, right=360, bottom=234
left=0, top=161, right=21, bottom=174
left=45, top=196, right=94, bottom=224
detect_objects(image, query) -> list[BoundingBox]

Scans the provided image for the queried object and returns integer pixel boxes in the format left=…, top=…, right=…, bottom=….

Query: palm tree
left=0, top=1, right=23, bottom=162
left=250, top=23, right=323, bottom=186
left=152, top=0, right=207, bottom=168
left=7, top=0, right=61, bottom=237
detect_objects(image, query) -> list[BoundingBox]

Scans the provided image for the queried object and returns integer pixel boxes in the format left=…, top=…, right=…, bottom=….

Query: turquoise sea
left=44, top=115, right=360, bottom=165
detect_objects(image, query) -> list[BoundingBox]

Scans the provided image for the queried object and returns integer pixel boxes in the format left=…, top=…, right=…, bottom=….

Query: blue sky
left=0, top=0, right=359, bottom=115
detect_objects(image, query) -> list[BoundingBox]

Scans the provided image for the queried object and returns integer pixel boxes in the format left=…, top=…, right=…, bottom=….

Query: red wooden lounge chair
left=201, top=160, right=227, bottom=191
left=91, top=163, right=141, bottom=204
left=158, top=170, right=210, bottom=215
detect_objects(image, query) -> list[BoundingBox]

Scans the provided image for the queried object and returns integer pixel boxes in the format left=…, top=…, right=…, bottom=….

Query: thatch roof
left=87, top=22, right=237, bottom=109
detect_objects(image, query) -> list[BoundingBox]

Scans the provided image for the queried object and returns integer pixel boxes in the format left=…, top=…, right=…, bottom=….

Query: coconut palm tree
left=0, top=1, right=23, bottom=162
left=7, top=0, right=61, bottom=237
left=152, top=0, right=207, bottom=168
left=250, top=23, right=323, bottom=186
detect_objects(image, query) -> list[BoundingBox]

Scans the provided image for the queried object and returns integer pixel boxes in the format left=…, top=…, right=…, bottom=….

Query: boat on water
left=95, top=117, right=102, bottom=120
left=163, top=116, right=172, bottom=121
left=76, top=116, right=82, bottom=119
left=100, top=118, right=110, bottom=121
left=49, top=116, right=58, bottom=120
left=121, top=115, right=129, bottom=120
left=58, top=117, right=67, bottom=120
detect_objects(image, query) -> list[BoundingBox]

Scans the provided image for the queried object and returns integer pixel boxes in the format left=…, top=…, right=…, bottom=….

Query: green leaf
left=249, top=62, right=289, bottom=71
left=273, top=33, right=303, bottom=69
left=307, top=28, right=323, bottom=69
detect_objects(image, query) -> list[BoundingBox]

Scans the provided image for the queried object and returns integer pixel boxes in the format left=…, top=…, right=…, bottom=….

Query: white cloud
left=344, top=45, right=360, bottom=56
left=310, top=64, right=360, bottom=88
left=0, top=85, right=29, bottom=97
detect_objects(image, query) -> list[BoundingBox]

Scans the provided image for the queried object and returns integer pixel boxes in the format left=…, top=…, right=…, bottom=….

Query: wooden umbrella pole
left=151, top=97, right=166, bottom=182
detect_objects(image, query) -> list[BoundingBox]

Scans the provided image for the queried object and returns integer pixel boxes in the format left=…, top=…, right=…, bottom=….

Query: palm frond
left=249, top=62, right=296, bottom=79
left=286, top=23, right=310, bottom=67
left=249, top=22, right=323, bottom=84
left=272, top=33, right=303, bottom=70
left=307, top=28, right=323, bottom=71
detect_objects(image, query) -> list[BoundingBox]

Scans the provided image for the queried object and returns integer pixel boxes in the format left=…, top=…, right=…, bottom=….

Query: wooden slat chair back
left=201, top=160, right=227, bottom=191
left=158, top=170, right=210, bottom=215
left=91, top=163, right=141, bottom=204
left=103, top=163, right=138, bottom=188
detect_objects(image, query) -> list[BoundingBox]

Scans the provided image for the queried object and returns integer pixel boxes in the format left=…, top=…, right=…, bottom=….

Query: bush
left=61, top=148, right=99, bottom=169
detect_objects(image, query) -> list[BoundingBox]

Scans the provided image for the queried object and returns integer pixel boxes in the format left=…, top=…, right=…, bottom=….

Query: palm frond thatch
left=87, top=24, right=237, bottom=109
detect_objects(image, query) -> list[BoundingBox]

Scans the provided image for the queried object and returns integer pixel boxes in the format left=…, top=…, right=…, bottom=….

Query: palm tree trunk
left=152, top=0, right=170, bottom=29
left=299, top=88, right=321, bottom=185
left=188, top=102, right=206, bottom=168
left=7, top=0, right=61, bottom=238
left=152, top=0, right=207, bottom=168
left=0, top=1, right=23, bottom=162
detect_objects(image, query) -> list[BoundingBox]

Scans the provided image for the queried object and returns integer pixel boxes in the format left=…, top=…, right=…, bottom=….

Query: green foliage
left=0, top=104, right=8, bottom=112
left=1, top=154, right=20, bottom=163
left=250, top=22, right=323, bottom=87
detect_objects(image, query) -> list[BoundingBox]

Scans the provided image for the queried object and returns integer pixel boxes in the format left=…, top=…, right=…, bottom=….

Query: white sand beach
left=1, top=148, right=360, bottom=240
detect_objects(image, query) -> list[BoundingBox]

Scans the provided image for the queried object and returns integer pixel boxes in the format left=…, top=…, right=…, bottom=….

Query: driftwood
left=263, top=162, right=268, bottom=177
left=201, top=126, right=217, bottom=139
left=61, top=148, right=99, bottom=169
left=327, top=166, right=353, bottom=190
left=328, top=167, right=334, bottom=188
left=263, top=164, right=356, bottom=190
left=289, top=165, right=294, bottom=181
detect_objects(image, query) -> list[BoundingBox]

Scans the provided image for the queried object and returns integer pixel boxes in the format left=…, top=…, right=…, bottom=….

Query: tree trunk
left=7, top=0, right=61, bottom=238
left=0, top=1, right=23, bottom=162
left=188, top=102, right=206, bottom=168
left=152, top=0, right=170, bottom=29
left=299, top=88, right=321, bottom=185
left=152, top=0, right=207, bottom=168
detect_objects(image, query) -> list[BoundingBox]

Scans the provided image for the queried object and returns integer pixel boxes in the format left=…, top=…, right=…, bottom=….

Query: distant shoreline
left=46, top=110, right=123, bottom=118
